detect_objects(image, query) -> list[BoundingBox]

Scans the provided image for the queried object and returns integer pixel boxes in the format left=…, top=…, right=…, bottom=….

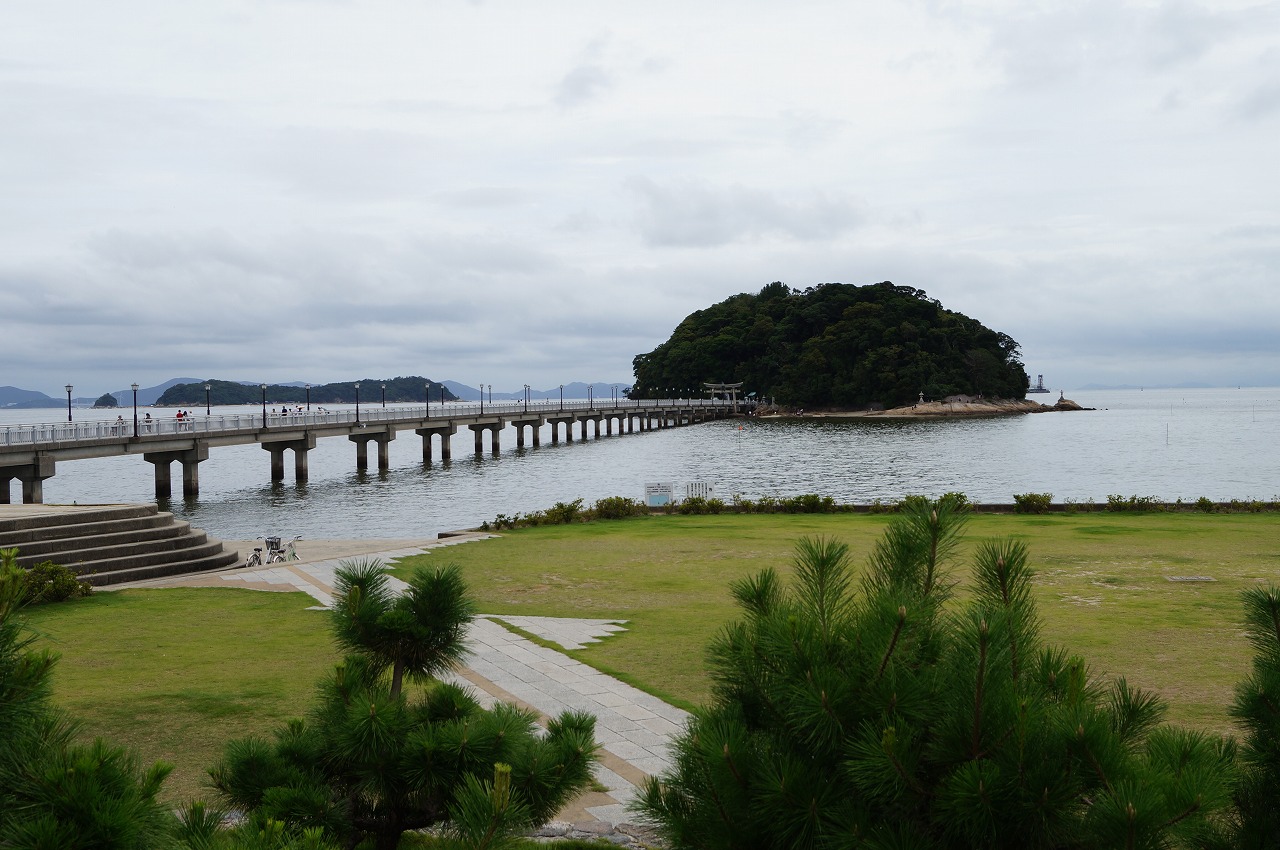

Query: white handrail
left=1, top=398, right=734, bottom=448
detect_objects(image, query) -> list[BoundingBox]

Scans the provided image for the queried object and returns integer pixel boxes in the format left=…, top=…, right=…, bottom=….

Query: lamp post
left=354, top=383, right=361, bottom=423
left=425, top=382, right=431, bottom=417
left=588, top=385, right=593, bottom=408
left=479, top=383, right=484, bottom=415
left=260, top=384, right=267, bottom=427
left=487, top=384, right=492, bottom=405
left=523, top=384, right=529, bottom=413
left=381, top=383, right=386, bottom=408
left=559, top=384, right=564, bottom=412
left=204, top=383, right=211, bottom=416
left=65, top=384, right=73, bottom=422
left=131, top=383, right=139, bottom=437
left=305, top=383, right=311, bottom=411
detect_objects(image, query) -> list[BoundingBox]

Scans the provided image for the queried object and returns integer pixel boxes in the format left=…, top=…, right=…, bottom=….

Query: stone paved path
left=114, top=536, right=689, bottom=828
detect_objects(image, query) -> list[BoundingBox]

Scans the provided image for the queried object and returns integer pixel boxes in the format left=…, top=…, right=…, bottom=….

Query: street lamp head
left=260, top=384, right=267, bottom=390
left=66, top=384, right=73, bottom=393
left=354, top=383, right=361, bottom=390
left=131, top=383, right=139, bottom=391
left=204, top=383, right=210, bottom=391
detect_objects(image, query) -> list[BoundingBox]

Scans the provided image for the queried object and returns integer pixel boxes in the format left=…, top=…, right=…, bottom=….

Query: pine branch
left=1077, top=724, right=1115, bottom=794
left=971, top=619, right=989, bottom=759
left=874, top=606, right=907, bottom=682
left=1158, top=796, right=1201, bottom=831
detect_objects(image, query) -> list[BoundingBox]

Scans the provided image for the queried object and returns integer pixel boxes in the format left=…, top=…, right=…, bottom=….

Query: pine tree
left=0, top=550, right=183, bottom=849
left=208, top=559, right=598, bottom=850
left=1228, top=585, right=1280, bottom=849
left=638, top=496, right=1235, bottom=849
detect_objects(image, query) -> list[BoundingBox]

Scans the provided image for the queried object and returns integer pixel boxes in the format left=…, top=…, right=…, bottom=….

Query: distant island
left=631, top=281, right=1030, bottom=409
left=155, top=377, right=457, bottom=407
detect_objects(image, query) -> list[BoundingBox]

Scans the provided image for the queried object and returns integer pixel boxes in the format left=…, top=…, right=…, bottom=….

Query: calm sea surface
left=3, top=387, right=1278, bottom=541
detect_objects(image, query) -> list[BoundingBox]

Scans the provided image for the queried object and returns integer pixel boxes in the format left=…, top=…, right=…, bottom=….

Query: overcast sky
left=3, top=0, right=1278, bottom=397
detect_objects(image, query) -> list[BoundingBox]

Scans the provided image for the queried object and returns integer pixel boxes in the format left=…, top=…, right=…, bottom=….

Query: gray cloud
left=1, top=1, right=1276, bottom=398
left=626, top=178, right=865, bottom=248
left=555, top=64, right=614, bottom=108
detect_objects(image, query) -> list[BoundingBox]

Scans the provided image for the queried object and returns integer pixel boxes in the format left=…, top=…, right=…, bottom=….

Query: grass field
left=23, top=511, right=1280, bottom=803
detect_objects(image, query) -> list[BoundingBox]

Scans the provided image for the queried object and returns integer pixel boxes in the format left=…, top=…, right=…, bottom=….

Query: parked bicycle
left=244, top=535, right=301, bottom=567
left=244, top=544, right=264, bottom=568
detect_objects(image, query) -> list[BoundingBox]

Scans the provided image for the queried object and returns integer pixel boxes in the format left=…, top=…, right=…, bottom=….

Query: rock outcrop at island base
left=876, top=396, right=1092, bottom=417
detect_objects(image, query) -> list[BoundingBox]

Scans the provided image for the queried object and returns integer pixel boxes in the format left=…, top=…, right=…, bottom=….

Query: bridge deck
left=0, top=398, right=746, bottom=503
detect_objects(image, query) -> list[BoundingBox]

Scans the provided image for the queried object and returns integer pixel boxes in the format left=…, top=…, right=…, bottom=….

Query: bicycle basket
left=265, top=536, right=281, bottom=550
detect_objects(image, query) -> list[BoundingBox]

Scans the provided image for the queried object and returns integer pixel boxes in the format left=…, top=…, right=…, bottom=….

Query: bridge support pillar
left=144, top=444, right=207, bottom=499
left=468, top=423, right=502, bottom=455
left=415, top=427, right=453, bottom=463
left=1, top=457, right=55, bottom=504
left=261, top=436, right=315, bottom=482
left=511, top=418, right=544, bottom=449
left=268, top=447, right=285, bottom=481
left=547, top=417, right=573, bottom=444
left=349, top=430, right=395, bottom=471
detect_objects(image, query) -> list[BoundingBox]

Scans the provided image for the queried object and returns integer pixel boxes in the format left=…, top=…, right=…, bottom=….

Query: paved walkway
left=114, top=537, right=689, bottom=828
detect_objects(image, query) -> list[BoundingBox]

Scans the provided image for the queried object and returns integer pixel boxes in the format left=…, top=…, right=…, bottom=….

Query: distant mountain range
left=0, top=378, right=203, bottom=408
left=443, top=381, right=632, bottom=401
left=1, top=378, right=633, bottom=408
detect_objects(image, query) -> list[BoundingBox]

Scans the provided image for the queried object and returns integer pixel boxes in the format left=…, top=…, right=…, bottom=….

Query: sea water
left=2, top=387, right=1278, bottom=540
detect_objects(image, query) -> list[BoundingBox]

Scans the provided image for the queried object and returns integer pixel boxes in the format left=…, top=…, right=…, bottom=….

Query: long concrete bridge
left=0, top=398, right=744, bottom=503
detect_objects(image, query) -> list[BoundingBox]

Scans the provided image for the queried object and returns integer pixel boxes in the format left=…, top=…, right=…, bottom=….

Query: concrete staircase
left=0, top=504, right=239, bottom=586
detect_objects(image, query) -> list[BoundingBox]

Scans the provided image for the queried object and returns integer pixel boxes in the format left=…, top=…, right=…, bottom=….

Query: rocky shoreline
left=759, top=395, right=1090, bottom=419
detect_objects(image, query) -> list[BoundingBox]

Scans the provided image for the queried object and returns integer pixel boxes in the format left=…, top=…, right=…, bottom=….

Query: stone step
left=82, top=545, right=242, bottom=587
left=1, top=503, right=239, bottom=586
left=14, top=527, right=209, bottom=569
left=63, top=538, right=232, bottom=580
left=0, top=504, right=158, bottom=535
left=4, top=519, right=191, bottom=558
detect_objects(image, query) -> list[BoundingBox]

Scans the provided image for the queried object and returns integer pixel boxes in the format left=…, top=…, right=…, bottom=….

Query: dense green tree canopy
left=631, top=281, right=1029, bottom=408
left=156, top=377, right=455, bottom=407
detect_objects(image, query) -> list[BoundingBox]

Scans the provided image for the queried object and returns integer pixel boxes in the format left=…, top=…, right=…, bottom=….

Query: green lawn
left=25, top=588, right=336, bottom=802
left=390, top=512, right=1280, bottom=731
left=23, top=511, right=1280, bottom=804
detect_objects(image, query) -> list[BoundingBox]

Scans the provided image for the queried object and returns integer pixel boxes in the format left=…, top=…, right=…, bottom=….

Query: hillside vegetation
left=156, top=376, right=456, bottom=407
left=632, top=281, right=1029, bottom=408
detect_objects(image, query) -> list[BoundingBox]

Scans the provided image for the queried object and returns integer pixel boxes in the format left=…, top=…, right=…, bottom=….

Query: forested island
left=631, top=281, right=1029, bottom=409
left=155, top=376, right=456, bottom=407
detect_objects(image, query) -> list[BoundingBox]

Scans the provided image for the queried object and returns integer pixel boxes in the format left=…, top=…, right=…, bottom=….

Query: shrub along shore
left=480, top=491, right=1280, bottom=530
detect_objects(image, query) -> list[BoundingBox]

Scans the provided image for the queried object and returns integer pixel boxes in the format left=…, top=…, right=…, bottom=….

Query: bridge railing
left=1, top=398, right=732, bottom=448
